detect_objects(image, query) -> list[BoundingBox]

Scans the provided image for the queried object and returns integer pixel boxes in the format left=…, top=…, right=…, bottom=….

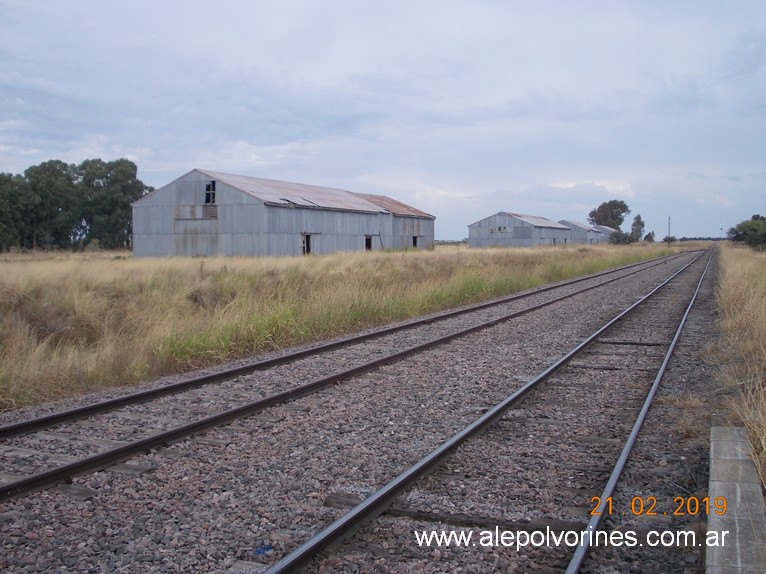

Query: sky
left=1, top=1, right=764, bottom=240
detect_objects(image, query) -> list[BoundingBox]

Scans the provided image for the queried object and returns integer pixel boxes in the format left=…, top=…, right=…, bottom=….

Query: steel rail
left=0, top=253, right=695, bottom=501
left=0, top=252, right=689, bottom=440
left=261, top=251, right=709, bottom=573
left=564, top=250, right=714, bottom=574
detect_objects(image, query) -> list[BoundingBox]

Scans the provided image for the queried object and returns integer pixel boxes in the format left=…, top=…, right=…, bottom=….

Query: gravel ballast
left=0, top=251, right=728, bottom=573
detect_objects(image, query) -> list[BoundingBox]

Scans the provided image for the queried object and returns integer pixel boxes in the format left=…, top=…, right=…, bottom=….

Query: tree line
left=0, top=158, right=151, bottom=251
left=590, top=200, right=766, bottom=248
left=2, top=164, right=762, bottom=251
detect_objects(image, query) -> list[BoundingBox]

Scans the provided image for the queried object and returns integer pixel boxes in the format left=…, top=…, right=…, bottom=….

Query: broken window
left=205, top=180, right=216, bottom=204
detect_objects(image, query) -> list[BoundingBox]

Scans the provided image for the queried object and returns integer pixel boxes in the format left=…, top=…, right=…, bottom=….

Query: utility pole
left=667, top=216, right=671, bottom=245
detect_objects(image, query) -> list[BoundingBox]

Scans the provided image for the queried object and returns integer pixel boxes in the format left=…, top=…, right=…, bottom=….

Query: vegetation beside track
left=716, top=243, right=766, bottom=486
left=1, top=243, right=687, bottom=410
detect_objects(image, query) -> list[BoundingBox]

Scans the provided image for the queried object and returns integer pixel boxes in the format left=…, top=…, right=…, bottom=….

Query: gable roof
left=198, top=169, right=434, bottom=218
left=502, top=212, right=570, bottom=229
left=351, top=192, right=434, bottom=218
left=559, top=220, right=601, bottom=232
left=593, top=224, right=619, bottom=234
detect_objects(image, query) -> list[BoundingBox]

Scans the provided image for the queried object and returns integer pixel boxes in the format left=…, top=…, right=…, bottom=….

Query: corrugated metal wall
left=133, top=170, right=435, bottom=257
left=468, top=213, right=571, bottom=248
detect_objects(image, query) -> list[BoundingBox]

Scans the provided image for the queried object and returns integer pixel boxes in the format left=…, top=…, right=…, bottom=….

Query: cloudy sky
left=2, top=1, right=764, bottom=239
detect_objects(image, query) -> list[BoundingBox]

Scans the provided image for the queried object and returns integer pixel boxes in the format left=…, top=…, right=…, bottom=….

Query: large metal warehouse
left=558, top=220, right=605, bottom=244
left=132, top=169, right=435, bottom=257
left=468, top=212, right=571, bottom=248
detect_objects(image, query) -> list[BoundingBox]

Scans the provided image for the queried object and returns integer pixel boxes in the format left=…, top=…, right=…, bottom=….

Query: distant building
left=132, top=169, right=435, bottom=257
left=592, top=224, right=619, bottom=240
left=558, top=220, right=605, bottom=244
left=468, top=212, right=571, bottom=248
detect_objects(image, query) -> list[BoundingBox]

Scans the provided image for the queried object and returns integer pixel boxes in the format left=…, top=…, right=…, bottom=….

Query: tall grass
left=0, top=243, right=677, bottom=410
left=716, top=244, right=766, bottom=485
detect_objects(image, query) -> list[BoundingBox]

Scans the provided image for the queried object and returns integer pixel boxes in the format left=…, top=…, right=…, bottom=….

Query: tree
left=23, top=160, right=81, bottom=248
left=608, top=230, right=633, bottom=244
left=0, top=174, right=38, bottom=250
left=629, top=214, right=645, bottom=242
left=0, top=158, right=151, bottom=251
left=78, top=158, right=149, bottom=248
left=588, top=200, right=631, bottom=230
left=727, top=214, right=766, bottom=248
left=0, top=173, right=24, bottom=250
left=644, top=231, right=655, bottom=242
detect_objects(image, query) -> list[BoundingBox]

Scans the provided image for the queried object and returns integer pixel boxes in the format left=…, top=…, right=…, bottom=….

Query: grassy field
left=0, top=242, right=693, bottom=410
left=716, top=243, right=766, bottom=485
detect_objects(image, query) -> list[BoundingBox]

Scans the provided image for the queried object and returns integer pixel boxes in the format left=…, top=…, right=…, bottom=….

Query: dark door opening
left=302, top=234, right=312, bottom=255
left=412, top=236, right=418, bottom=248
left=365, top=236, right=372, bottom=251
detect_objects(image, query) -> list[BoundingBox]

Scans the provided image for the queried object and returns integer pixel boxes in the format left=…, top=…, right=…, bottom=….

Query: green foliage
left=0, top=158, right=150, bottom=252
left=629, top=214, right=645, bottom=242
left=644, top=231, right=655, bottom=242
left=604, top=214, right=645, bottom=245
left=727, top=214, right=766, bottom=248
left=78, top=158, right=148, bottom=248
left=0, top=173, right=29, bottom=250
left=587, top=199, right=630, bottom=230
left=608, top=230, right=633, bottom=244
left=24, top=160, right=81, bottom=249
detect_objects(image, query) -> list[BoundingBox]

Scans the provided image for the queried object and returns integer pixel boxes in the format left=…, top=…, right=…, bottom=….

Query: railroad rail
left=262, top=249, right=713, bottom=572
left=0, top=252, right=697, bottom=506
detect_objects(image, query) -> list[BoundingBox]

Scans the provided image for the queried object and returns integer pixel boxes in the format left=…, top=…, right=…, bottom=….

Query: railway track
left=0, top=249, right=716, bottom=573
left=262, top=249, right=713, bottom=573
left=0, top=252, right=693, bottom=502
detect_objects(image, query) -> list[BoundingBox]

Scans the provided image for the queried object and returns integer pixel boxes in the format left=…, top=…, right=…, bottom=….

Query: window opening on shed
left=365, top=236, right=373, bottom=251
left=302, top=234, right=312, bottom=255
left=205, top=180, right=216, bottom=204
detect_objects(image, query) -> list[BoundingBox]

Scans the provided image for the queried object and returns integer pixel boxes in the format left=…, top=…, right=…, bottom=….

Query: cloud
left=1, top=1, right=764, bottom=240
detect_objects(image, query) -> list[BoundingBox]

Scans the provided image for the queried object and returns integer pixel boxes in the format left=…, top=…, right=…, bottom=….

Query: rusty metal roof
left=351, top=192, right=434, bottom=219
left=197, top=170, right=433, bottom=218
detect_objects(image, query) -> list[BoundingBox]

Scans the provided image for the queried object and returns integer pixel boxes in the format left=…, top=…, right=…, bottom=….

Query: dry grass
left=0, top=243, right=683, bottom=410
left=715, top=243, right=766, bottom=486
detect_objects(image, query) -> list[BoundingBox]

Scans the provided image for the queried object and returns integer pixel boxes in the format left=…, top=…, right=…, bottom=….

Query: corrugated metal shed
left=467, top=212, right=572, bottom=248
left=351, top=192, right=434, bottom=218
left=558, top=220, right=593, bottom=232
left=593, top=224, right=619, bottom=236
left=197, top=170, right=399, bottom=214
left=132, top=169, right=435, bottom=257
left=559, top=220, right=605, bottom=244
left=504, top=212, right=570, bottom=229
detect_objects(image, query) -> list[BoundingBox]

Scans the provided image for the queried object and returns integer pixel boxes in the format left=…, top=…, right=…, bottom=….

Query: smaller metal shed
left=592, top=224, right=619, bottom=240
left=558, top=220, right=605, bottom=244
left=468, top=212, right=571, bottom=248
